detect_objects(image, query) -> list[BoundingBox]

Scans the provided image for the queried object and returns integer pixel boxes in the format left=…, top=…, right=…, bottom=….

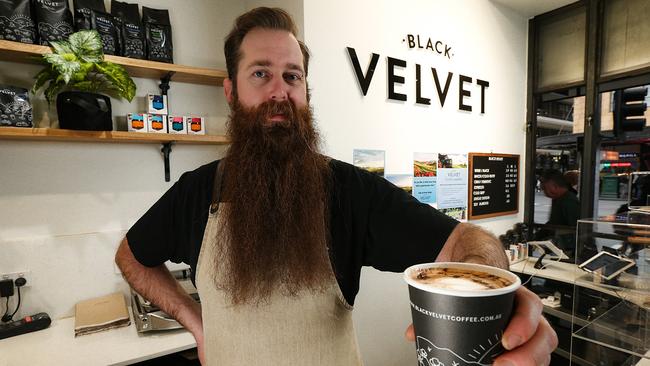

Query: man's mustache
left=258, top=100, right=296, bottom=125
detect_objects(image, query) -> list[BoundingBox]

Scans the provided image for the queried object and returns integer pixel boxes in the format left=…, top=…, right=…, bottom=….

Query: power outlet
left=1, top=271, right=31, bottom=288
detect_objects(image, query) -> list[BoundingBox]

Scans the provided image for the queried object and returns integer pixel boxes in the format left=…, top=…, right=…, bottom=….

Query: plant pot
left=56, top=91, right=113, bottom=131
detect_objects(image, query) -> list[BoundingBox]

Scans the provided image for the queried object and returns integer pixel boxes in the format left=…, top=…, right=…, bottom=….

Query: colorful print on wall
left=385, top=174, right=413, bottom=194
left=413, top=152, right=437, bottom=205
left=437, top=153, right=468, bottom=221
left=353, top=149, right=385, bottom=176
left=439, top=207, right=467, bottom=221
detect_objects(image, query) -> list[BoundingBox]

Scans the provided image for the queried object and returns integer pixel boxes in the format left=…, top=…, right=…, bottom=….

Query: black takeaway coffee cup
left=404, top=262, right=520, bottom=366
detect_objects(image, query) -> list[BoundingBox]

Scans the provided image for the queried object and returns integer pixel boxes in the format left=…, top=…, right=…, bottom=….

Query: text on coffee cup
left=411, top=302, right=503, bottom=322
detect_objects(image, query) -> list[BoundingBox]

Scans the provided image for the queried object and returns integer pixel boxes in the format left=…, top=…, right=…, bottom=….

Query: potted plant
left=32, top=30, right=136, bottom=131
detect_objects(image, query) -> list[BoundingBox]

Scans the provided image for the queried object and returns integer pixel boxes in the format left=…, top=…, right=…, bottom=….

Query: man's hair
left=541, top=169, right=570, bottom=189
left=563, top=170, right=579, bottom=187
left=224, top=7, right=310, bottom=81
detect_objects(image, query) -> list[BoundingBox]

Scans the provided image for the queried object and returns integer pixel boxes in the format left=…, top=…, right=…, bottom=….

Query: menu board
left=468, top=153, right=519, bottom=220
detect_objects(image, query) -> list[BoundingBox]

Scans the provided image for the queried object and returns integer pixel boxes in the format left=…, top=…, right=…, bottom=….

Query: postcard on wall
left=437, top=153, right=468, bottom=217
left=439, top=207, right=467, bottom=221
left=385, top=174, right=413, bottom=194
left=413, top=152, right=437, bottom=204
left=353, top=149, right=385, bottom=176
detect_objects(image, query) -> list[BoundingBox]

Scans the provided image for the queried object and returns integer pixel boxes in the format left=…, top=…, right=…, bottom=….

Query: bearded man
left=115, top=7, right=557, bottom=366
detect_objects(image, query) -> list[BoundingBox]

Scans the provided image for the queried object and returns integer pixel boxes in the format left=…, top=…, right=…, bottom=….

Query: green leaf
left=32, top=67, right=56, bottom=94
left=43, top=53, right=80, bottom=84
left=69, top=80, right=98, bottom=93
left=49, top=40, right=73, bottom=55
left=44, top=81, right=65, bottom=105
left=70, top=63, right=95, bottom=83
left=42, top=52, right=65, bottom=65
left=69, top=30, right=104, bottom=63
left=95, top=62, right=137, bottom=102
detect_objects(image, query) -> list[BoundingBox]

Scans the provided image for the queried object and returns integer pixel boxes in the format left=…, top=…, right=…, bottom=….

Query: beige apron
left=195, top=168, right=362, bottom=365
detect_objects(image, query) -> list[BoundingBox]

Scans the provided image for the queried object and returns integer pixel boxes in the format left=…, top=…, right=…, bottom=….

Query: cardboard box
left=168, top=115, right=187, bottom=134
left=74, top=292, right=130, bottom=337
left=147, top=94, right=168, bottom=115
left=147, top=114, right=167, bottom=133
left=186, top=116, right=205, bottom=135
left=127, top=113, right=148, bottom=132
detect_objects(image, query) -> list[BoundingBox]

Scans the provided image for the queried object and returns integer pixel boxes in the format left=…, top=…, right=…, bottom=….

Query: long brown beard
left=215, top=97, right=332, bottom=306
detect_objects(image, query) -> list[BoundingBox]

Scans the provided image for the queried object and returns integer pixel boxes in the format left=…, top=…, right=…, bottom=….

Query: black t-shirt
left=127, top=158, right=459, bottom=306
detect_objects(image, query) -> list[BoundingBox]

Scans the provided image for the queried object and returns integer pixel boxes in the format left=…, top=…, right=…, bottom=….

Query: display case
left=574, top=213, right=650, bottom=365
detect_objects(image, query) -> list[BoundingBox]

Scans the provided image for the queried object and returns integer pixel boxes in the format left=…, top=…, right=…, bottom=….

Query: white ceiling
left=490, top=0, right=576, bottom=18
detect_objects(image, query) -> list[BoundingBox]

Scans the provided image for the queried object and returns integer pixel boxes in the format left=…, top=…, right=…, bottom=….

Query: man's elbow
left=115, top=237, right=132, bottom=272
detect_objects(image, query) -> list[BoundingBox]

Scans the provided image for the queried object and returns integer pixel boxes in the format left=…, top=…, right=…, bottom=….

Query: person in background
left=542, top=169, right=580, bottom=227
left=538, top=169, right=580, bottom=255
left=115, top=7, right=557, bottom=366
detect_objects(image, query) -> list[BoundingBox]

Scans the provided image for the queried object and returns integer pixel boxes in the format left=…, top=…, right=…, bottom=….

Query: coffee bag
left=142, top=6, right=172, bottom=63
left=0, top=85, right=33, bottom=127
left=33, top=0, right=73, bottom=45
left=73, top=0, right=104, bottom=31
left=0, top=0, right=37, bottom=44
left=91, top=9, right=118, bottom=55
left=111, top=0, right=144, bottom=59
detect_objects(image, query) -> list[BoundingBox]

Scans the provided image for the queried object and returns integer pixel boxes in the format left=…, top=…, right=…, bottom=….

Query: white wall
left=0, top=0, right=244, bottom=319
left=304, top=0, right=528, bottom=364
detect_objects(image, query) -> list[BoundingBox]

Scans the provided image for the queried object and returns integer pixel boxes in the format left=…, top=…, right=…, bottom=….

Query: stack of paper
left=74, top=292, right=130, bottom=337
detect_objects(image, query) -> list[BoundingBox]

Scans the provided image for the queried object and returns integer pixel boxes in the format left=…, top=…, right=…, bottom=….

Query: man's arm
left=115, top=238, right=205, bottom=361
left=435, top=222, right=509, bottom=269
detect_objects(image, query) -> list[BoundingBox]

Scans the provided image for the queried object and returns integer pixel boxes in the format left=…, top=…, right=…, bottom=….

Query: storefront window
left=537, top=6, right=586, bottom=89
left=596, top=85, right=650, bottom=217
left=601, top=0, right=650, bottom=77
left=534, top=96, right=582, bottom=225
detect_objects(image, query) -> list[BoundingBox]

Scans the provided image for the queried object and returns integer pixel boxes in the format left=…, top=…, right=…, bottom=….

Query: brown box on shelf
left=147, top=114, right=167, bottom=133
left=187, top=116, right=205, bottom=135
left=127, top=113, right=148, bottom=132
left=168, top=115, right=186, bottom=134
left=147, top=94, right=168, bottom=115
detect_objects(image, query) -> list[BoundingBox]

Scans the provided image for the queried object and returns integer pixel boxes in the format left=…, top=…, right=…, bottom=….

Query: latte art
left=412, top=267, right=513, bottom=291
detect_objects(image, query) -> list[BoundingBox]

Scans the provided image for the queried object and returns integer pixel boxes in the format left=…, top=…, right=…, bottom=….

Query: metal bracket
left=161, top=142, right=173, bottom=182
left=159, top=72, right=175, bottom=96
left=158, top=71, right=176, bottom=182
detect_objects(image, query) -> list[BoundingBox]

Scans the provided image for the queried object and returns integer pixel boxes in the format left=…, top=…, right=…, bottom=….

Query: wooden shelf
left=0, top=127, right=229, bottom=145
left=0, top=40, right=227, bottom=86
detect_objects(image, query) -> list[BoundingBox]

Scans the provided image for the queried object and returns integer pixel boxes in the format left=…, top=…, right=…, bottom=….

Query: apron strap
left=210, top=160, right=225, bottom=214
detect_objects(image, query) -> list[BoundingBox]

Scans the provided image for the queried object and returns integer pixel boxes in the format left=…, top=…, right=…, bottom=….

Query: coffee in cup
left=404, top=262, right=520, bottom=365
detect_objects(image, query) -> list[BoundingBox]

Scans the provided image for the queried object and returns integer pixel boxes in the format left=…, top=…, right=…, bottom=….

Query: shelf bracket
left=161, top=142, right=173, bottom=182
left=159, top=72, right=175, bottom=96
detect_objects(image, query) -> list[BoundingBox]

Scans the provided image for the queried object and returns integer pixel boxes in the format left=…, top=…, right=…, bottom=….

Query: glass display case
left=574, top=213, right=650, bottom=365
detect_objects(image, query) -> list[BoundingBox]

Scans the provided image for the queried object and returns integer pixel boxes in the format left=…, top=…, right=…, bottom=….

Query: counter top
left=0, top=307, right=195, bottom=366
left=510, top=258, right=638, bottom=297
left=510, top=257, right=579, bottom=283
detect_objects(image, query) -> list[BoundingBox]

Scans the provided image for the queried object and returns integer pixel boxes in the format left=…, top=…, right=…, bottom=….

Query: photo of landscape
left=385, top=174, right=413, bottom=194
left=440, top=207, right=467, bottom=221
left=414, top=152, right=437, bottom=177
left=353, top=149, right=385, bottom=176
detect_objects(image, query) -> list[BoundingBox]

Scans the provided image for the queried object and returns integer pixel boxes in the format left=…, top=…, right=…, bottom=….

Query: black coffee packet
left=91, top=9, right=118, bottom=55
left=142, top=6, right=172, bottom=63
left=0, top=0, right=37, bottom=44
left=0, top=85, right=33, bottom=127
left=73, top=0, right=104, bottom=31
left=111, top=0, right=144, bottom=59
left=33, top=0, right=73, bottom=45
